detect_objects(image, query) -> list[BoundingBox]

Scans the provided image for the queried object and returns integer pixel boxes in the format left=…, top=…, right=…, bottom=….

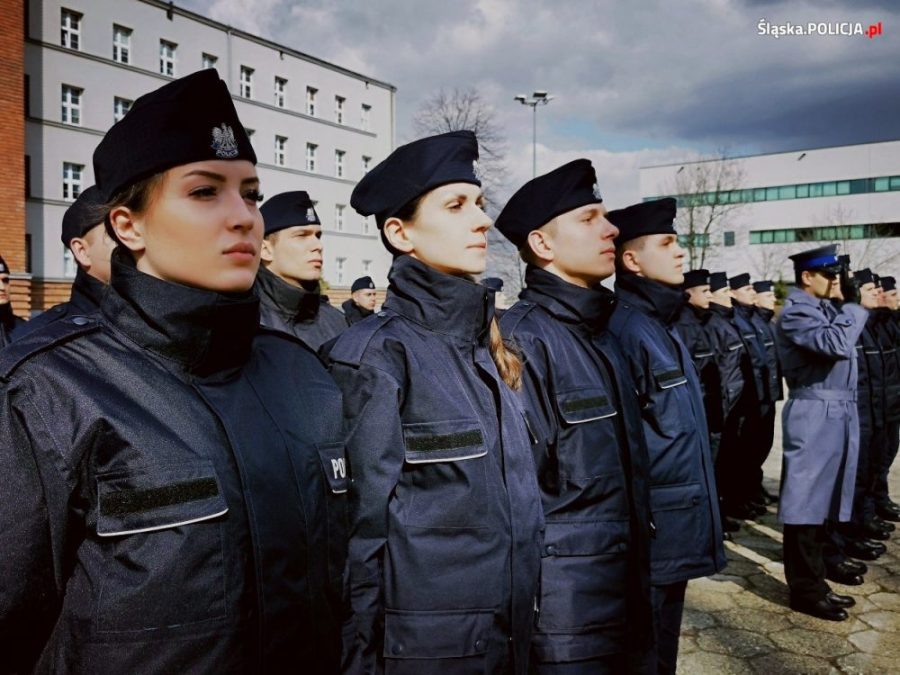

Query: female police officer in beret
left=324, top=131, right=543, bottom=674
left=0, top=70, right=344, bottom=673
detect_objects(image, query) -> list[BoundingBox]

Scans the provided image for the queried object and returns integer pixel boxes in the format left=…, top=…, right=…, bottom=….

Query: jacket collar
left=521, top=265, right=617, bottom=332
left=683, top=301, right=712, bottom=324
left=384, top=255, right=493, bottom=342
left=70, top=267, right=106, bottom=312
left=708, top=302, right=735, bottom=319
left=342, top=298, right=373, bottom=320
left=732, top=298, right=756, bottom=320
left=614, top=272, right=685, bottom=326
left=254, top=265, right=321, bottom=322
left=102, top=250, right=259, bottom=376
left=756, top=306, right=775, bottom=322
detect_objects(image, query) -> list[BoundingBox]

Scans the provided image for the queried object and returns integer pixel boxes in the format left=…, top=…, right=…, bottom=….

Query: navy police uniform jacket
left=15, top=268, right=105, bottom=339
left=756, top=307, right=784, bottom=402
left=255, top=264, right=348, bottom=350
left=856, top=312, right=886, bottom=436
left=500, top=266, right=653, bottom=664
left=674, top=303, right=723, bottom=433
left=342, top=299, right=375, bottom=326
left=732, top=301, right=771, bottom=408
left=872, top=308, right=900, bottom=425
left=0, top=305, right=27, bottom=348
left=324, top=255, right=544, bottom=675
left=707, top=304, right=748, bottom=422
left=609, top=273, right=726, bottom=585
left=0, top=255, right=345, bottom=674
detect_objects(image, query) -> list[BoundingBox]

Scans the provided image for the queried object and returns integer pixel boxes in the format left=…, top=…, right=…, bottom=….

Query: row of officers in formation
left=0, top=69, right=896, bottom=675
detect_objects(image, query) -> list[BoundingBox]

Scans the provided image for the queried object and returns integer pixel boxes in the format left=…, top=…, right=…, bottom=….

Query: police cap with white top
left=259, top=191, right=320, bottom=236
left=608, top=198, right=677, bottom=247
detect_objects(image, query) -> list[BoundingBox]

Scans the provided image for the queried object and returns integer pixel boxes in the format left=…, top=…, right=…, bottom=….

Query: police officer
left=324, top=131, right=543, bottom=674
left=255, top=190, right=348, bottom=349
left=607, top=198, right=726, bottom=673
left=875, top=275, right=900, bottom=521
left=16, top=186, right=115, bottom=337
left=494, top=160, right=653, bottom=672
left=342, top=275, right=377, bottom=324
left=752, top=280, right=783, bottom=504
left=777, top=244, right=867, bottom=621
left=0, top=70, right=344, bottom=672
left=0, top=254, right=27, bottom=346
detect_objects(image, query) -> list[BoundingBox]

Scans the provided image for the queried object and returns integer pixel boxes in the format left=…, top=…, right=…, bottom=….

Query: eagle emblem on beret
left=472, top=159, right=484, bottom=182
left=306, top=207, right=317, bottom=222
left=211, top=123, right=239, bottom=159
left=592, top=183, right=602, bottom=200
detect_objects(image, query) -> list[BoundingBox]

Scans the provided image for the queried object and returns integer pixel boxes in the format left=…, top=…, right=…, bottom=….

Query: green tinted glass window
left=773, top=230, right=787, bottom=243
left=796, top=184, right=809, bottom=198
left=753, top=188, right=766, bottom=201
left=779, top=185, right=796, bottom=199
left=875, top=177, right=890, bottom=191
left=761, top=231, right=774, bottom=243
left=809, top=184, right=823, bottom=197
left=766, top=187, right=779, bottom=200
left=850, top=225, right=865, bottom=239
left=822, top=183, right=837, bottom=196
left=837, top=181, right=850, bottom=195
left=891, top=177, right=900, bottom=190
left=750, top=232, right=761, bottom=244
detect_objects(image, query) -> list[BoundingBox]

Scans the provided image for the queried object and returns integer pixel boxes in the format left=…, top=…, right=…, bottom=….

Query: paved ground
left=678, top=403, right=900, bottom=674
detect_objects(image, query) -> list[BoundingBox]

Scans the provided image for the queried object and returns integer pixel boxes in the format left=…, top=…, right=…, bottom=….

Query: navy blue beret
left=608, top=198, right=677, bottom=247
left=789, top=244, right=842, bottom=273
left=61, top=186, right=106, bottom=248
left=729, top=272, right=751, bottom=290
left=93, top=69, right=256, bottom=202
left=260, top=191, right=320, bottom=236
left=854, top=268, right=874, bottom=285
left=494, top=159, right=602, bottom=249
left=682, top=268, right=710, bottom=289
left=350, top=130, right=480, bottom=223
left=753, top=280, right=774, bottom=293
left=709, top=272, right=729, bottom=292
left=882, top=276, right=896, bottom=292
left=351, top=276, right=375, bottom=292
left=873, top=272, right=881, bottom=287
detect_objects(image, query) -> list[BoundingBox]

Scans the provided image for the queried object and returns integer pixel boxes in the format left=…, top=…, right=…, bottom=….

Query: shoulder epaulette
left=325, top=311, right=396, bottom=367
left=0, top=315, right=101, bottom=380
left=498, top=301, right=539, bottom=336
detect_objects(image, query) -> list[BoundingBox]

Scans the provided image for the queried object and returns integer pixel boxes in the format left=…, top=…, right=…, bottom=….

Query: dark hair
left=377, top=194, right=425, bottom=257
left=103, top=173, right=164, bottom=245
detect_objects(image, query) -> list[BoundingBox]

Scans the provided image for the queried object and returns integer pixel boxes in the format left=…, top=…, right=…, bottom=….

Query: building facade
left=640, top=140, right=900, bottom=282
left=24, top=0, right=396, bottom=311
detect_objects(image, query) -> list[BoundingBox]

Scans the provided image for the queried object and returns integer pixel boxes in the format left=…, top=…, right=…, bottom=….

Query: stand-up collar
left=384, top=255, right=493, bottom=342
left=70, top=267, right=106, bottom=313
left=756, top=306, right=775, bottom=323
left=614, top=272, right=685, bottom=326
left=685, top=301, right=712, bottom=324
left=732, top=298, right=757, bottom=321
left=102, top=250, right=259, bottom=376
left=254, top=265, right=321, bottom=323
left=708, top=302, right=735, bottom=319
left=521, top=265, right=616, bottom=332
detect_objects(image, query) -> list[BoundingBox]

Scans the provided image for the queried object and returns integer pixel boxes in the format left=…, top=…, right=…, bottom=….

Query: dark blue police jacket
left=706, top=303, right=748, bottom=422
left=325, top=255, right=543, bottom=675
left=873, top=308, right=900, bottom=424
left=756, top=307, right=784, bottom=403
left=15, top=268, right=105, bottom=339
left=856, top=311, right=886, bottom=437
left=500, top=266, right=653, bottom=664
left=0, top=254, right=345, bottom=674
left=674, top=303, right=723, bottom=432
left=733, top=301, right=772, bottom=408
left=609, top=273, right=726, bottom=585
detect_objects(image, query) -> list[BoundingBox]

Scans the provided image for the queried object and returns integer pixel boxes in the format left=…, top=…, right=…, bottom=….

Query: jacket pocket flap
left=650, top=482, right=703, bottom=512
left=541, top=519, right=628, bottom=557
left=402, top=419, right=487, bottom=464
left=317, top=441, right=348, bottom=494
left=556, top=387, right=617, bottom=424
left=652, top=367, right=688, bottom=390
left=97, top=463, right=227, bottom=537
left=383, top=608, right=494, bottom=659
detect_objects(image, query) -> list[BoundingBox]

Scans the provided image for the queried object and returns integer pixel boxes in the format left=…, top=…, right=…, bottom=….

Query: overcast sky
left=178, top=0, right=900, bottom=208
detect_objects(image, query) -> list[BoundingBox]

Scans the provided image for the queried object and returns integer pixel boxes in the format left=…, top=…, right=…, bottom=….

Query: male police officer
left=255, top=191, right=348, bottom=350
left=777, top=244, right=868, bottom=621
left=17, top=186, right=115, bottom=338
left=874, top=275, right=900, bottom=521
left=607, top=198, right=726, bottom=673
left=0, top=255, right=27, bottom=347
left=495, top=160, right=653, bottom=673
left=752, top=280, right=784, bottom=504
left=342, top=276, right=377, bottom=325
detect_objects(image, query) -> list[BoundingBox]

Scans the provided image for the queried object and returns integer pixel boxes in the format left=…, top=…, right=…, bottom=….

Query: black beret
left=854, top=268, right=874, bottom=286
left=351, top=276, right=375, bottom=292
left=481, top=277, right=504, bottom=292
left=608, top=198, right=677, bottom=247
left=882, top=276, right=896, bottom=292
left=61, top=186, right=106, bottom=248
left=789, top=244, right=842, bottom=274
left=753, top=280, right=774, bottom=293
left=260, top=191, right=320, bottom=236
left=0, top=255, right=8, bottom=275
left=494, top=159, right=602, bottom=249
left=682, top=268, right=710, bottom=289
left=351, top=131, right=480, bottom=224
left=709, top=272, right=729, bottom=292
left=873, top=272, right=881, bottom=288
left=729, top=272, right=751, bottom=290
left=93, top=69, right=256, bottom=201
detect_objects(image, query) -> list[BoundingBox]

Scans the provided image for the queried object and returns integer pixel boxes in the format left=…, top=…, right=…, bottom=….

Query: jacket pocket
left=556, top=387, right=617, bottom=425
left=94, top=463, right=228, bottom=633
left=649, top=482, right=710, bottom=562
left=554, top=387, right=622, bottom=482
left=402, top=419, right=487, bottom=464
left=383, top=608, right=495, bottom=661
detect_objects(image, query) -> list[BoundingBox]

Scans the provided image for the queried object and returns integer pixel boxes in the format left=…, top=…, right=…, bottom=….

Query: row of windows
left=749, top=222, right=900, bottom=244
left=59, top=8, right=374, bottom=130
left=677, top=231, right=737, bottom=248
left=60, top=84, right=133, bottom=124
left=652, top=174, right=900, bottom=207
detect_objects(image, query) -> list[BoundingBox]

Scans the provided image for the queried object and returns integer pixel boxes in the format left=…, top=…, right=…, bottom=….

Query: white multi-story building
left=640, top=140, right=900, bottom=282
left=25, top=0, right=396, bottom=306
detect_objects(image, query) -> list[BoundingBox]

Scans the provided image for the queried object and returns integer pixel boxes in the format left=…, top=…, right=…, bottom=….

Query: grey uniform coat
left=776, top=289, right=868, bottom=524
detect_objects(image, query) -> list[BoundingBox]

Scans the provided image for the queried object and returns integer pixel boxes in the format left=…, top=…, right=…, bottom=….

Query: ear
left=108, top=206, right=146, bottom=255
left=383, top=217, right=414, bottom=254
left=620, top=247, right=642, bottom=275
left=800, top=270, right=813, bottom=287
left=525, top=229, right=554, bottom=264
left=260, top=236, right=275, bottom=263
left=68, top=237, right=92, bottom=270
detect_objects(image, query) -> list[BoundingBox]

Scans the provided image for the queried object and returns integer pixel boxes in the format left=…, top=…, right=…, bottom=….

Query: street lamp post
left=514, top=90, right=555, bottom=177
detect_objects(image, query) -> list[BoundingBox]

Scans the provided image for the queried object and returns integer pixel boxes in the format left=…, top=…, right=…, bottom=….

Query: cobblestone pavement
left=678, top=404, right=900, bottom=674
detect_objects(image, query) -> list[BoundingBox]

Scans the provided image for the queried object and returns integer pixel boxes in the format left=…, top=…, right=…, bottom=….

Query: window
left=274, top=136, right=287, bottom=166
left=335, top=257, right=346, bottom=285
left=239, top=66, right=253, bottom=98
left=159, top=40, right=177, bottom=76
left=723, top=231, right=735, bottom=246
left=63, top=162, right=83, bottom=201
left=25, top=155, right=31, bottom=197
left=61, top=9, right=81, bottom=50
left=306, top=143, right=317, bottom=172
left=112, top=25, right=132, bottom=64
left=202, top=53, right=218, bottom=70
left=274, top=77, right=287, bottom=108
left=822, top=182, right=837, bottom=197
left=796, top=184, right=809, bottom=198
left=891, top=176, right=900, bottom=190
left=335, top=95, right=345, bottom=123
left=837, top=181, right=851, bottom=195
left=335, top=204, right=345, bottom=231
left=753, top=188, right=766, bottom=201
left=778, top=185, right=796, bottom=200
left=362, top=259, right=372, bottom=274
left=335, top=149, right=345, bottom=178
left=63, top=248, right=77, bottom=278
left=361, top=103, right=371, bottom=130
left=113, top=96, right=132, bottom=123
left=362, top=216, right=371, bottom=235
left=362, top=155, right=371, bottom=174
left=61, top=85, right=82, bottom=125
left=306, top=87, right=317, bottom=116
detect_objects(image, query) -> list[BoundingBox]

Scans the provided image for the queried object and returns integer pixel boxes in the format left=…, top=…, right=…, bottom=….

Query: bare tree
left=819, top=204, right=900, bottom=273
left=671, top=151, right=747, bottom=269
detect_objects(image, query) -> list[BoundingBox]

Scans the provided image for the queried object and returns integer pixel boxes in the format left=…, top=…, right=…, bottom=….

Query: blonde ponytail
left=489, top=316, right=523, bottom=391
